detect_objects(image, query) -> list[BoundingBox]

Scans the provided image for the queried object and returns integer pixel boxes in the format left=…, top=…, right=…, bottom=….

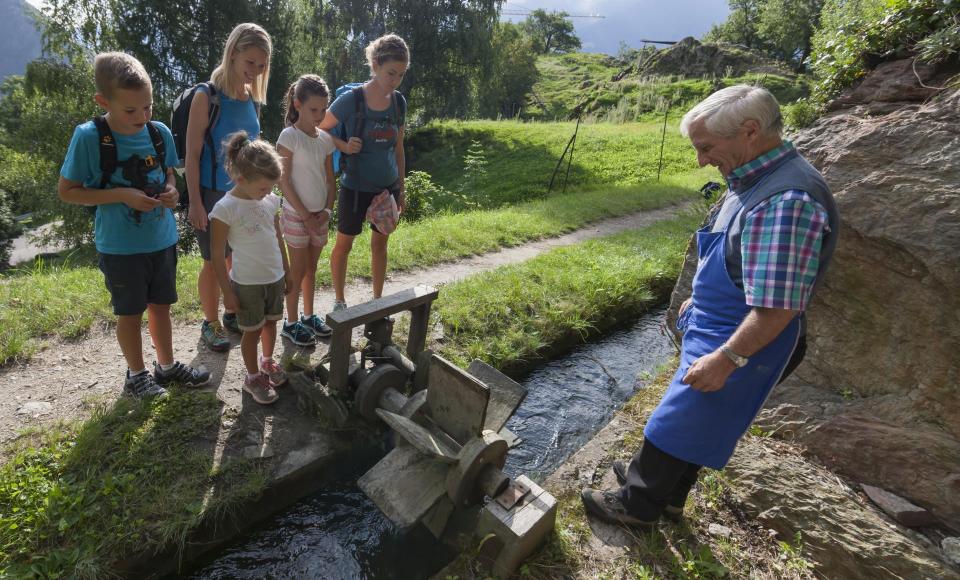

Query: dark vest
left=708, top=148, right=839, bottom=292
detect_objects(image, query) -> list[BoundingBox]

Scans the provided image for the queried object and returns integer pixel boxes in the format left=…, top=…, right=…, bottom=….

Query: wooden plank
left=427, top=354, right=489, bottom=445
left=358, top=446, right=448, bottom=528
left=375, top=409, right=459, bottom=463
left=326, top=286, right=438, bottom=330
left=467, top=360, right=527, bottom=433
left=326, top=328, right=353, bottom=393
left=406, top=302, right=432, bottom=359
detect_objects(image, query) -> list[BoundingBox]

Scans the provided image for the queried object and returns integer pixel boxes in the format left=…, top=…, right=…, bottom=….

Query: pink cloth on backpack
left=366, top=190, right=399, bottom=235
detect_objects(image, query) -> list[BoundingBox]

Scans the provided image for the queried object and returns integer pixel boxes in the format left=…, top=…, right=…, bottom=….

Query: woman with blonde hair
left=185, top=22, right=273, bottom=351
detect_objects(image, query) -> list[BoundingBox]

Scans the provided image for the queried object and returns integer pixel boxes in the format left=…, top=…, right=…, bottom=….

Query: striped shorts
left=281, top=206, right=329, bottom=249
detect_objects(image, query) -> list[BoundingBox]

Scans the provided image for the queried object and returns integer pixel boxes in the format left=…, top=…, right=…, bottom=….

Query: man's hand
left=188, top=202, right=208, bottom=231
left=158, top=184, right=179, bottom=209
left=679, top=297, right=692, bottom=316
left=343, top=137, right=362, bottom=155
left=123, top=188, right=163, bottom=212
left=222, top=288, right=240, bottom=313
left=681, top=349, right=737, bottom=392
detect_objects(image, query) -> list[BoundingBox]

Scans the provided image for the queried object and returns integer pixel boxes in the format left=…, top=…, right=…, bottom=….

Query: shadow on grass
left=0, top=387, right=265, bottom=579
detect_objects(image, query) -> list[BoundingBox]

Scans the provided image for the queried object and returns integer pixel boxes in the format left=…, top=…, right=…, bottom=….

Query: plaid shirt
left=728, top=142, right=829, bottom=311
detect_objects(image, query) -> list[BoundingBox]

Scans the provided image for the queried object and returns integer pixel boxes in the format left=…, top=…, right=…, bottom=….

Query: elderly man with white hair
left=581, top=85, right=840, bottom=528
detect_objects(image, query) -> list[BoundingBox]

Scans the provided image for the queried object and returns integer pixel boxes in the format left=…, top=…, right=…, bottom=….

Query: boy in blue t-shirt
left=58, top=52, right=210, bottom=398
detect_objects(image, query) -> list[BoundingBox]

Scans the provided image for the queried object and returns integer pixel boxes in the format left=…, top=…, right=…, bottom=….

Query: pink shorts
left=282, top=206, right=329, bottom=249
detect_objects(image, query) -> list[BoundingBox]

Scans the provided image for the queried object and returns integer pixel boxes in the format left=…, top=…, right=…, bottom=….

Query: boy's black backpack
left=332, top=84, right=405, bottom=180
left=89, top=116, right=166, bottom=216
left=170, top=82, right=262, bottom=204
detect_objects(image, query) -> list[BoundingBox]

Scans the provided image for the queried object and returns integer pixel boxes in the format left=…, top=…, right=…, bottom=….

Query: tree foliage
left=519, top=9, right=581, bottom=54
left=705, top=0, right=823, bottom=70
left=477, top=21, right=538, bottom=118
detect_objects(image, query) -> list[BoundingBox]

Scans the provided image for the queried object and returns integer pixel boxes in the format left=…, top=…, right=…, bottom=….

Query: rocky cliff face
left=667, top=61, right=960, bottom=534
left=766, top=70, right=960, bottom=532
left=640, top=37, right=793, bottom=78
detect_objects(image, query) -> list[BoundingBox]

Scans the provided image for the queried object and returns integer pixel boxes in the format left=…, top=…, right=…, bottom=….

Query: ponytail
left=282, top=74, right=330, bottom=128
left=223, top=130, right=282, bottom=183
left=283, top=81, right=299, bottom=126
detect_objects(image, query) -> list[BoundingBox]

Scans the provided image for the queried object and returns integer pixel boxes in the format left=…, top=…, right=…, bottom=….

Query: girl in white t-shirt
left=210, top=131, right=291, bottom=405
left=276, top=75, right=337, bottom=347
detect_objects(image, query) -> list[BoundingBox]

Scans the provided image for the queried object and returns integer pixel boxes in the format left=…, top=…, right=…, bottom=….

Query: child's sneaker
left=281, top=320, right=316, bottom=347
left=244, top=372, right=278, bottom=405
left=260, top=357, right=287, bottom=388
left=124, top=370, right=168, bottom=399
left=332, top=300, right=348, bottom=312
left=154, top=361, right=211, bottom=388
left=222, top=312, right=242, bottom=334
left=201, top=320, right=231, bottom=352
left=300, top=313, right=333, bottom=337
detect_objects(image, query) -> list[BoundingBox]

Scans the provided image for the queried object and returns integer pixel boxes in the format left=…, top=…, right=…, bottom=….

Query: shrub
left=811, top=0, right=960, bottom=101
left=783, top=99, right=821, bottom=130
left=0, top=188, right=20, bottom=269
left=403, top=171, right=477, bottom=222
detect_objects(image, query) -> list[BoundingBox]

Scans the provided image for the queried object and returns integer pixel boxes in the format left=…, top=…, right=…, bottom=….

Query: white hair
left=680, top=85, right=783, bottom=139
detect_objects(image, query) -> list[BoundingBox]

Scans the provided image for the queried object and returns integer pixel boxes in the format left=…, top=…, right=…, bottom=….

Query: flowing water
left=190, top=307, right=673, bottom=579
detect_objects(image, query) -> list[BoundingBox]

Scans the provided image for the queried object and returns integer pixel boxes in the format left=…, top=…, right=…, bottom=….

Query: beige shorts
left=282, top=206, right=329, bottom=249
left=231, top=277, right=285, bottom=331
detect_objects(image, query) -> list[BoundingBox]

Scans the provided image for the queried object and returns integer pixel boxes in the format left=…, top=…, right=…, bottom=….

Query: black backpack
left=170, top=82, right=262, bottom=203
left=89, top=116, right=166, bottom=217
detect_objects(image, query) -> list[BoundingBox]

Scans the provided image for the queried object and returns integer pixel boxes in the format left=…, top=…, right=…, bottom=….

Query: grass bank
left=433, top=212, right=701, bottom=372
left=0, top=174, right=711, bottom=364
left=443, top=363, right=815, bottom=580
left=407, top=120, right=700, bottom=206
left=0, top=392, right=265, bottom=579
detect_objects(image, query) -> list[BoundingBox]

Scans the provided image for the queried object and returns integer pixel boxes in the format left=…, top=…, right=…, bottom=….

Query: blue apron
left=644, top=188, right=801, bottom=470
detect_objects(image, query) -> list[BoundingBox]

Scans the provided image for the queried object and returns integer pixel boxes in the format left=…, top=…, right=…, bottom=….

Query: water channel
left=189, top=307, right=673, bottom=579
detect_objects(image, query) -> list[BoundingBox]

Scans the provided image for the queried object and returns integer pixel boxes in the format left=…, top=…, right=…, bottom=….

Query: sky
left=501, top=0, right=730, bottom=54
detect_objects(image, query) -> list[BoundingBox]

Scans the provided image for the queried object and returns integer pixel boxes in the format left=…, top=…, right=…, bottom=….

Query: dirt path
left=0, top=204, right=684, bottom=444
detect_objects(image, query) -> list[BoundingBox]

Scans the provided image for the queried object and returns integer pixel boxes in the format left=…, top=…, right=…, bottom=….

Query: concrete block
left=476, top=475, right=557, bottom=579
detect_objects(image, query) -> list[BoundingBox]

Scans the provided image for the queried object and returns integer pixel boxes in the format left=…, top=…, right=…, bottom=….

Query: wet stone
left=862, top=484, right=937, bottom=527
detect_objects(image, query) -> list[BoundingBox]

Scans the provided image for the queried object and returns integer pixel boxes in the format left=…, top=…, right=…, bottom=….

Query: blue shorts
left=98, top=244, right=178, bottom=316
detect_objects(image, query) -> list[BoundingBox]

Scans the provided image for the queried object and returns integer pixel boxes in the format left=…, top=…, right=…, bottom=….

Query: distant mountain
left=0, top=0, right=43, bottom=83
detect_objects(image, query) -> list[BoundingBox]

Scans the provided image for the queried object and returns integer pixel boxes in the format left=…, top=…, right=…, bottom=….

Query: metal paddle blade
left=467, top=359, right=527, bottom=433
left=427, top=354, right=490, bottom=445
left=358, top=445, right=448, bottom=529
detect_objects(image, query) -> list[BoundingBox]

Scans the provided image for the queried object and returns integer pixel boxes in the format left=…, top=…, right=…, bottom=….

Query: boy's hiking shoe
left=260, top=358, right=287, bottom=388
left=301, top=314, right=332, bottom=337
left=222, top=312, right=242, bottom=334
left=154, top=361, right=211, bottom=388
left=201, top=320, right=231, bottom=352
left=611, top=460, right=685, bottom=521
left=281, top=320, right=316, bottom=346
left=580, top=488, right=657, bottom=530
left=244, top=372, right=278, bottom=405
left=124, top=370, right=168, bottom=399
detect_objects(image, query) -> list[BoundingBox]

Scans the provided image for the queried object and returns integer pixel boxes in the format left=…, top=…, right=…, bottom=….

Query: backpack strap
left=203, top=82, right=221, bottom=192
left=93, top=116, right=117, bottom=190
left=144, top=121, right=167, bottom=176
left=344, top=86, right=368, bottom=183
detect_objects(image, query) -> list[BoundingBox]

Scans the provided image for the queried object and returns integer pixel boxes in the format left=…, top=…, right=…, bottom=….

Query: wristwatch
left=720, top=345, right=749, bottom=368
